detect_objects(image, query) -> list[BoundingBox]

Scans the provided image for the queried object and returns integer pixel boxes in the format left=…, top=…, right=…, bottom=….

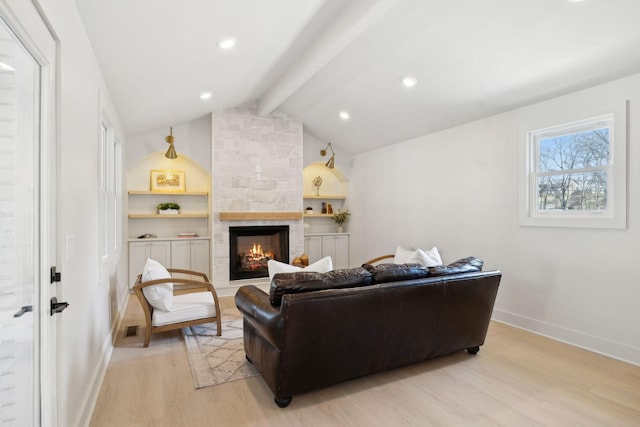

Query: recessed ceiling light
left=200, top=91, right=212, bottom=100
left=401, top=76, right=418, bottom=88
left=217, top=36, right=236, bottom=50
left=339, top=111, right=350, bottom=120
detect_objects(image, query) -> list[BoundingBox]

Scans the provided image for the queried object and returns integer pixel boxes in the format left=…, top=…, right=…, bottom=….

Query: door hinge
left=50, top=266, right=61, bottom=284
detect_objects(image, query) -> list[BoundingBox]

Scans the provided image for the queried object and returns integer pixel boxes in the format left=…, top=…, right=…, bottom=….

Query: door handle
left=50, top=297, right=69, bottom=316
left=14, top=305, right=33, bottom=317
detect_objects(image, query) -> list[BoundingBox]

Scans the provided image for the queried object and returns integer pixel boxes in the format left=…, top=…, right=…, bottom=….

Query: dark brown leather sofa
left=235, top=259, right=501, bottom=407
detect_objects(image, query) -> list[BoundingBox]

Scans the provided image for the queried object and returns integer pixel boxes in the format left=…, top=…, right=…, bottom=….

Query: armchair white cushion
left=152, top=291, right=217, bottom=327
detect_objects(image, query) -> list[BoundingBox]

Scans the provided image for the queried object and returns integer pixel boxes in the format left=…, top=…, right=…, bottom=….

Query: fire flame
left=248, top=243, right=274, bottom=260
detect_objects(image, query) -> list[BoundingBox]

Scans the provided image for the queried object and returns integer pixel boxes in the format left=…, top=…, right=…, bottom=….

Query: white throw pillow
left=393, top=246, right=443, bottom=267
left=141, top=258, right=173, bottom=311
left=267, top=256, right=333, bottom=281
left=393, top=246, right=416, bottom=264
left=415, top=247, right=443, bottom=267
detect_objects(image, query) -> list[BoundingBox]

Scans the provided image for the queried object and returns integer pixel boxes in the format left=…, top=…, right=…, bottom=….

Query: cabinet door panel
left=304, top=236, right=323, bottom=264
left=170, top=240, right=191, bottom=271
left=149, top=241, right=171, bottom=267
left=190, top=240, right=210, bottom=277
left=129, top=242, right=149, bottom=287
left=321, top=235, right=349, bottom=270
left=334, top=235, right=349, bottom=269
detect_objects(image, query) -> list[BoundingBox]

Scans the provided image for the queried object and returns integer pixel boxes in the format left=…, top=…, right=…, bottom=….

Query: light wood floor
left=90, top=295, right=640, bottom=427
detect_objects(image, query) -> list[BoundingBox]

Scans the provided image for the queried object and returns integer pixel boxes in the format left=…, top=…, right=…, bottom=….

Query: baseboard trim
left=492, top=308, right=640, bottom=366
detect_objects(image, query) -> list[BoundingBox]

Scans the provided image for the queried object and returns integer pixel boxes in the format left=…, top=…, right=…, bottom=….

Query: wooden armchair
left=133, top=268, right=221, bottom=347
left=363, top=254, right=394, bottom=265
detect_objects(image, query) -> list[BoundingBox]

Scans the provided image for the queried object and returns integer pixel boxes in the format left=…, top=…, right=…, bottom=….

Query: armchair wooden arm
left=363, top=254, right=394, bottom=265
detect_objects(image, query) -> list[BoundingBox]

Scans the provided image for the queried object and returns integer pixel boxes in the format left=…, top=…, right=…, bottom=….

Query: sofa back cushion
left=269, top=267, right=372, bottom=306
left=428, top=257, right=483, bottom=276
left=362, top=263, right=429, bottom=284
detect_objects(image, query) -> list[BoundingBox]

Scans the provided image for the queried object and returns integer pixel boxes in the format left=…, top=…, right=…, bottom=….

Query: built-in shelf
left=220, top=212, right=303, bottom=221
left=127, top=236, right=209, bottom=242
left=128, top=190, right=209, bottom=196
left=304, top=214, right=336, bottom=218
left=128, top=213, right=209, bottom=219
left=303, top=195, right=345, bottom=200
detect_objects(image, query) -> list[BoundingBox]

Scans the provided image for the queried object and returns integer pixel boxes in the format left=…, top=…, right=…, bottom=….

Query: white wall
left=37, top=1, right=127, bottom=425
left=349, top=74, right=640, bottom=365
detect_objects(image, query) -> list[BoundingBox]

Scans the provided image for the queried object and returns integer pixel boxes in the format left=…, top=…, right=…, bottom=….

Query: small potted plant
left=331, top=209, right=350, bottom=233
left=157, top=202, right=180, bottom=215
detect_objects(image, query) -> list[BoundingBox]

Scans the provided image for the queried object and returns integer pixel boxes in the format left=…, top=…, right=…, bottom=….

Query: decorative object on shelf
left=321, top=202, right=327, bottom=214
left=137, top=233, right=157, bottom=239
left=165, top=127, right=178, bottom=159
left=331, top=209, right=350, bottom=233
left=177, top=232, right=199, bottom=238
left=327, top=203, right=333, bottom=214
left=305, top=207, right=314, bottom=215
left=320, top=142, right=335, bottom=169
left=150, top=170, right=186, bottom=192
left=312, top=175, right=322, bottom=195
left=157, top=202, right=181, bottom=214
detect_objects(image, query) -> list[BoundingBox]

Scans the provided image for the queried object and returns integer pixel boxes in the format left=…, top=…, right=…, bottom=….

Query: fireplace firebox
left=229, top=225, right=289, bottom=280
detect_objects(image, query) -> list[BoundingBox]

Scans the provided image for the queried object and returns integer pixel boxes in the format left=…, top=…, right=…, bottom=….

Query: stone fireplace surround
left=211, top=105, right=304, bottom=294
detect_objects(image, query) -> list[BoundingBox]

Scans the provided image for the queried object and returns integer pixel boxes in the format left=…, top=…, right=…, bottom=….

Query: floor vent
left=124, top=325, right=139, bottom=338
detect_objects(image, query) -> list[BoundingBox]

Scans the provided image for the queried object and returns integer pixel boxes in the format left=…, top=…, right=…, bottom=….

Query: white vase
left=337, top=225, right=343, bottom=233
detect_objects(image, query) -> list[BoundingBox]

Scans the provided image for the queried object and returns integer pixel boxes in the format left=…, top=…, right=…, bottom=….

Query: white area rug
left=182, top=309, right=258, bottom=389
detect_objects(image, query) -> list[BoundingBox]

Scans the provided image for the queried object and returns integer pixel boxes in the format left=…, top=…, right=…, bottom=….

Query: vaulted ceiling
left=76, top=0, right=640, bottom=154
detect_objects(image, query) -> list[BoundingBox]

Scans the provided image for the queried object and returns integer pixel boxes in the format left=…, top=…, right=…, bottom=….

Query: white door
left=0, top=1, right=57, bottom=426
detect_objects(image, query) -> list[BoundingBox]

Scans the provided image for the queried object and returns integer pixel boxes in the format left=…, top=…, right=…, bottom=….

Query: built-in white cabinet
left=304, top=233, right=349, bottom=270
left=171, top=239, right=210, bottom=275
left=128, top=240, right=171, bottom=287
left=304, top=235, right=323, bottom=264
left=128, top=238, right=210, bottom=287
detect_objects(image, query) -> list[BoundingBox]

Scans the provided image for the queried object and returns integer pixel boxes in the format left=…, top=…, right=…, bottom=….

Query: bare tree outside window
left=533, top=118, right=612, bottom=213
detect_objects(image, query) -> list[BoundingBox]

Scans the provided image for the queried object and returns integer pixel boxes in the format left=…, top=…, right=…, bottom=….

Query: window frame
left=98, top=107, right=122, bottom=276
left=529, top=114, right=613, bottom=217
left=519, top=103, right=627, bottom=229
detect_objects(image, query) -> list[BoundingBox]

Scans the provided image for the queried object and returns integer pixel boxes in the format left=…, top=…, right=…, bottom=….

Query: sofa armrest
left=235, top=285, right=284, bottom=349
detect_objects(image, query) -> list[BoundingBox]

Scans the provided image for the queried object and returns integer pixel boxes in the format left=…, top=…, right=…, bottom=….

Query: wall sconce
left=320, top=142, right=335, bottom=169
left=165, top=127, right=177, bottom=159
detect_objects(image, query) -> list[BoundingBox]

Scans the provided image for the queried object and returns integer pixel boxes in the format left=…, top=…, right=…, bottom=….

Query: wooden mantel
left=219, top=211, right=303, bottom=221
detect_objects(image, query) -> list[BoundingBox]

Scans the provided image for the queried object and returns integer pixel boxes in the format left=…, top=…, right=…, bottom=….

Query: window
left=520, top=109, right=627, bottom=229
left=532, top=115, right=611, bottom=214
left=99, top=112, right=121, bottom=272
left=99, top=121, right=109, bottom=261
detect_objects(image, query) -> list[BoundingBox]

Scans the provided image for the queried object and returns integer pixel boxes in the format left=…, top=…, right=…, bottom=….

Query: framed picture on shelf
left=150, top=170, right=186, bottom=192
